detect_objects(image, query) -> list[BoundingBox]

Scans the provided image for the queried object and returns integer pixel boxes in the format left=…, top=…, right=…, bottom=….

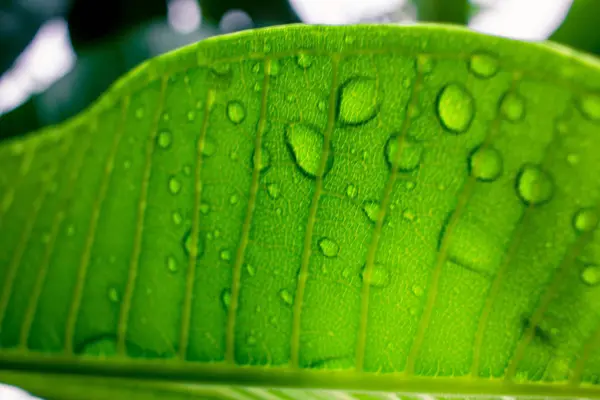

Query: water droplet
left=201, top=137, right=216, bottom=157
left=417, top=55, right=434, bottom=74
left=221, top=289, right=232, bottom=307
left=318, top=237, right=339, bottom=258
left=516, top=164, right=554, bottom=206
left=220, top=249, right=232, bottom=261
left=402, top=209, right=416, bottom=222
left=246, top=335, right=257, bottom=346
left=168, top=176, right=182, bottom=195
left=285, top=123, right=332, bottom=178
left=581, top=265, right=600, bottom=286
left=317, top=100, right=327, bottom=112
left=286, top=93, right=295, bottom=103
left=279, top=289, right=293, bottom=305
left=338, top=77, right=379, bottom=126
left=66, top=224, right=75, bottom=237
left=182, top=165, right=192, bottom=176
left=123, top=160, right=131, bottom=170
left=214, top=229, right=221, bottom=238
left=385, top=135, right=423, bottom=172
left=162, top=112, right=170, bottom=122
left=267, top=183, right=281, bottom=199
left=183, top=229, right=204, bottom=259
left=580, top=94, right=600, bottom=121
left=267, top=59, right=280, bottom=76
left=135, top=107, right=145, bottom=119
left=172, top=211, right=183, bottom=225
left=405, top=181, right=416, bottom=191
left=246, top=264, right=256, bottom=276
left=275, top=207, right=283, bottom=216
left=363, top=201, right=380, bottom=223
left=297, top=53, right=314, bottom=69
left=212, top=63, right=231, bottom=75
left=230, top=150, right=239, bottom=161
left=230, top=194, right=239, bottom=205
left=227, top=101, right=246, bottom=124
left=187, top=110, right=196, bottom=121
left=573, top=208, right=599, bottom=233
left=80, top=337, right=117, bottom=356
left=412, top=285, right=424, bottom=297
left=253, top=82, right=261, bottom=92
left=253, top=147, right=270, bottom=172
left=437, top=83, right=475, bottom=134
left=567, top=153, right=580, bottom=165
left=500, top=92, right=526, bottom=122
left=199, top=203, right=210, bottom=215
left=362, top=264, right=390, bottom=288
left=167, top=256, right=178, bottom=273
left=346, top=184, right=358, bottom=199
left=108, top=287, right=119, bottom=303
left=469, top=146, right=503, bottom=182
left=157, top=130, right=172, bottom=149
left=469, top=53, right=499, bottom=79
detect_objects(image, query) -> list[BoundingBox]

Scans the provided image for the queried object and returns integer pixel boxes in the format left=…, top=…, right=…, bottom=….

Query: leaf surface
left=0, top=24, right=600, bottom=399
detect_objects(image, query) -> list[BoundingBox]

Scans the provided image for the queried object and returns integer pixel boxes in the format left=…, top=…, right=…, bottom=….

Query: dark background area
left=0, top=0, right=598, bottom=142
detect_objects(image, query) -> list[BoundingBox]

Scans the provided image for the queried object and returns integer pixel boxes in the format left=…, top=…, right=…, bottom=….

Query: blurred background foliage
left=0, top=0, right=598, bottom=142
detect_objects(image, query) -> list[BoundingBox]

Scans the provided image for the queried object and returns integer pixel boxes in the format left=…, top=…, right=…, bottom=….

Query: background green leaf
left=1, top=24, right=600, bottom=399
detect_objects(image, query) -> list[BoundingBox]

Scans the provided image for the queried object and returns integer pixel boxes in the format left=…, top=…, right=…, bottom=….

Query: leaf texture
left=0, top=24, right=600, bottom=399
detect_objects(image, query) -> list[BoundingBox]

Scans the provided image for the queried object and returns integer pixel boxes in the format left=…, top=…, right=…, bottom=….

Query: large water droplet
left=363, top=201, right=380, bottom=223
left=279, top=289, right=293, bottom=305
left=296, top=53, right=314, bottom=69
left=201, top=137, right=216, bottom=157
left=338, top=77, right=379, bottom=126
left=436, top=83, right=475, bottom=134
left=318, top=237, right=339, bottom=258
left=469, top=146, right=503, bottom=182
left=221, top=289, right=232, bottom=307
left=183, top=229, right=204, bottom=259
left=253, top=147, right=271, bottom=172
left=573, top=208, right=599, bottom=233
left=516, top=164, right=554, bottom=206
left=469, top=53, right=499, bottom=79
left=168, top=176, right=182, bottom=195
left=157, top=130, right=172, bottom=149
left=581, top=265, right=600, bottom=286
left=580, top=94, right=600, bottom=121
left=500, top=92, right=526, bottom=122
left=385, top=135, right=423, bottom=172
left=285, top=123, right=332, bottom=178
left=362, top=264, right=390, bottom=288
left=227, top=101, right=246, bottom=124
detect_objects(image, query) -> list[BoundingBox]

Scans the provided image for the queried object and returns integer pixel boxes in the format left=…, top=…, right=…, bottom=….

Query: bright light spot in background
left=470, top=0, right=574, bottom=40
left=168, top=0, right=202, bottom=34
left=0, top=383, right=40, bottom=400
left=289, top=0, right=405, bottom=24
left=0, top=18, right=75, bottom=115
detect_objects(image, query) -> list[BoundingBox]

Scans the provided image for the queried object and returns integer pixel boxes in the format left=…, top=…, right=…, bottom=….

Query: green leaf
left=1, top=24, right=600, bottom=399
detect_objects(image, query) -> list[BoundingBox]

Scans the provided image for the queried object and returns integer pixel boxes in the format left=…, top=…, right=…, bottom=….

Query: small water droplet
left=214, top=229, right=221, bottom=238
left=279, top=289, right=293, bottom=305
left=246, top=335, right=257, bottom=346
left=363, top=201, right=380, bottom=223
left=385, top=135, right=423, bottom=172
left=183, top=229, right=204, bottom=259
left=168, top=176, right=182, bottom=195
left=516, top=164, right=554, bottom=206
left=199, top=202, right=210, bottom=214
left=267, top=59, right=280, bottom=76
left=285, top=123, right=332, bottom=178
left=135, top=107, right=145, bottom=119
left=346, top=184, right=358, bottom=199
left=66, top=224, right=75, bottom=237
left=157, top=130, right=172, bottom=149
left=162, top=112, right=170, bottom=122
left=338, top=77, right=379, bottom=126
left=581, top=265, right=600, bottom=286
left=500, top=92, right=526, bottom=122
left=275, top=207, right=283, bottom=216
left=403, top=209, right=416, bottom=222
left=437, top=83, right=475, bottom=134
left=212, top=63, right=231, bottom=75
left=567, top=153, right=580, bottom=165
left=409, top=307, right=418, bottom=316
left=220, top=249, right=232, bottom=261
left=80, top=337, right=117, bottom=356
left=252, top=147, right=270, bottom=172
left=344, top=35, right=355, bottom=44
left=573, top=208, right=599, bottom=233
left=297, top=53, right=314, bottom=69
left=417, top=55, right=434, bottom=74
left=267, top=183, right=281, bottom=199
left=318, top=237, right=339, bottom=258
left=412, top=285, right=424, bottom=297
left=469, top=146, right=503, bottom=182
left=405, top=181, right=416, bottom=191
left=230, top=150, right=239, bottom=161
left=253, top=82, right=262, bottom=92
left=172, top=211, right=183, bottom=225
left=227, top=101, right=246, bottom=124
left=362, top=264, right=390, bottom=288
left=221, top=288, right=232, bottom=307
left=108, top=287, right=119, bottom=303
left=286, top=93, right=295, bottom=103
left=246, top=264, right=256, bottom=276
left=402, top=77, right=411, bottom=89
left=230, top=194, right=239, bottom=205
left=469, top=53, right=499, bottom=79
left=580, top=93, right=600, bottom=121
left=167, top=256, right=178, bottom=273
left=123, top=160, right=131, bottom=170
left=317, top=100, right=327, bottom=112
left=187, top=110, right=196, bottom=121
left=201, top=137, right=216, bottom=157
left=182, top=165, right=192, bottom=176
